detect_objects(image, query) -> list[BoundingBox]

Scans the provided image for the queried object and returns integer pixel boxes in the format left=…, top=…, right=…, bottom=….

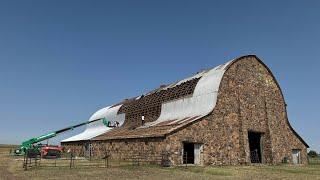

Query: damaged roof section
left=62, top=60, right=233, bottom=142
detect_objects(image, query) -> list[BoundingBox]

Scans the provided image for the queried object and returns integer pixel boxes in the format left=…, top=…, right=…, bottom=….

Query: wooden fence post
left=69, top=152, right=73, bottom=169
left=23, top=152, right=27, bottom=171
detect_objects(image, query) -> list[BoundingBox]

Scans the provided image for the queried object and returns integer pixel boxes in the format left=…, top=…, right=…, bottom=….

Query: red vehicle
left=40, top=145, right=64, bottom=159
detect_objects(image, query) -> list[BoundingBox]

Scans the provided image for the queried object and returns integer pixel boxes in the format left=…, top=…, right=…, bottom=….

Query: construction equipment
left=14, top=118, right=108, bottom=158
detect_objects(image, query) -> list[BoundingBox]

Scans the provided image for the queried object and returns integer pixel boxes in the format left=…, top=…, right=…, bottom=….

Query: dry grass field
left=1, top=146, right=320, bottom=180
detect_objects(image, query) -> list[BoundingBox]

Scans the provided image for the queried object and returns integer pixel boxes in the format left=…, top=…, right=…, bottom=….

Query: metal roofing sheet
left=61, top=105, right=125, bottom=142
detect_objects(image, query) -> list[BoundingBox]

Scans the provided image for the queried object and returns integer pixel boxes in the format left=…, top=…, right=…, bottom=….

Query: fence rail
left=308, top=157, right=320, bottom=165
left=22, top=149, right=171, bottom=170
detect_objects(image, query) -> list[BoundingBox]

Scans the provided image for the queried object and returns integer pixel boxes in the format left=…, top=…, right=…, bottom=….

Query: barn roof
left=62, top=58, right=232, bottom=142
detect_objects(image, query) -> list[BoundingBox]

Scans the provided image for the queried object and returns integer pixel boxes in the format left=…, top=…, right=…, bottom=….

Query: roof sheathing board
left=118, top=77, right=200, bottom=128
left=143, top=60, right=233, bottom=127
left=144, top=69, right=209, bottom=96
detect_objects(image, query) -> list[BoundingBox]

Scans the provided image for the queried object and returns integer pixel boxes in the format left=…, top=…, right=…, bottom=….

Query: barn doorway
left=248, top=131, right=262, bottom=163
left=182, top=142, right=203, bottom=165
left=183, top=142, right=194, bottom=164
left=292, top=149, right=301, bottom=164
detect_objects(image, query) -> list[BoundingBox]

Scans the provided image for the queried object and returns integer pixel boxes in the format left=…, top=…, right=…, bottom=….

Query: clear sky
left=0, top=0, right=319, bottom=152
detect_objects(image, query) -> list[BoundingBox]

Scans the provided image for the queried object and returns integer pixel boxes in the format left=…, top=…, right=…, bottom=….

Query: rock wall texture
left=62, top=55, right=308, bottom=165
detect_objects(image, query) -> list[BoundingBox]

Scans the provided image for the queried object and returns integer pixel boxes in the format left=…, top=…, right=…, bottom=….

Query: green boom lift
left=14, top=117, right=109, bottom=156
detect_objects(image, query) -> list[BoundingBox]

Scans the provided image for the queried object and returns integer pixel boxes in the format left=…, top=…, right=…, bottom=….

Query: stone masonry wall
left=158, top=56, right=307, bottom=165
left=62, top=138, right=169, bottom=162
left=227, top=56, right=308, bottom=164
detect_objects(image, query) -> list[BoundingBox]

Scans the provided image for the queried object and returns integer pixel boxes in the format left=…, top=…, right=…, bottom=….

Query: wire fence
left=22, top=149, right=172, bottom=171
left=5, top=147, right=319, bottom=170
left=308, top=156, right=320, bottom=165
left=0, top=148, right=16, bottom=155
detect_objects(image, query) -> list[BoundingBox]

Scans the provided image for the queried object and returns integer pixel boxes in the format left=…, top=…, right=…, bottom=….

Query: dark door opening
left=248, top=131, right=262, bottom=163
left=183, top=142, right=194, bottom=164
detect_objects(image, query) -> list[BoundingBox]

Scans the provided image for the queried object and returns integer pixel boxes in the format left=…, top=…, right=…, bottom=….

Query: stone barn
left=62, top=55, right=308, bottom=165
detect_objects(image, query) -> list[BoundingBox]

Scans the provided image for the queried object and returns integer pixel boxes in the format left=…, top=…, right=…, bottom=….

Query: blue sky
left=0, top=0, right=319, bottom=152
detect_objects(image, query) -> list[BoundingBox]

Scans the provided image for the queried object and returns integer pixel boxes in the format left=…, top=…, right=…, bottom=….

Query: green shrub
left=308, top=150, right=318, bottom=158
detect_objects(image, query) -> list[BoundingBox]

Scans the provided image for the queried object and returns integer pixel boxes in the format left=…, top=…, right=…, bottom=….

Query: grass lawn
left=1, top=146, right=319, bottom=180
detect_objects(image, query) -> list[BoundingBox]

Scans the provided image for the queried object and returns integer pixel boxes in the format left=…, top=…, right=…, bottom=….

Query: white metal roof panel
left=61, top=105, right=125, bottom=142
